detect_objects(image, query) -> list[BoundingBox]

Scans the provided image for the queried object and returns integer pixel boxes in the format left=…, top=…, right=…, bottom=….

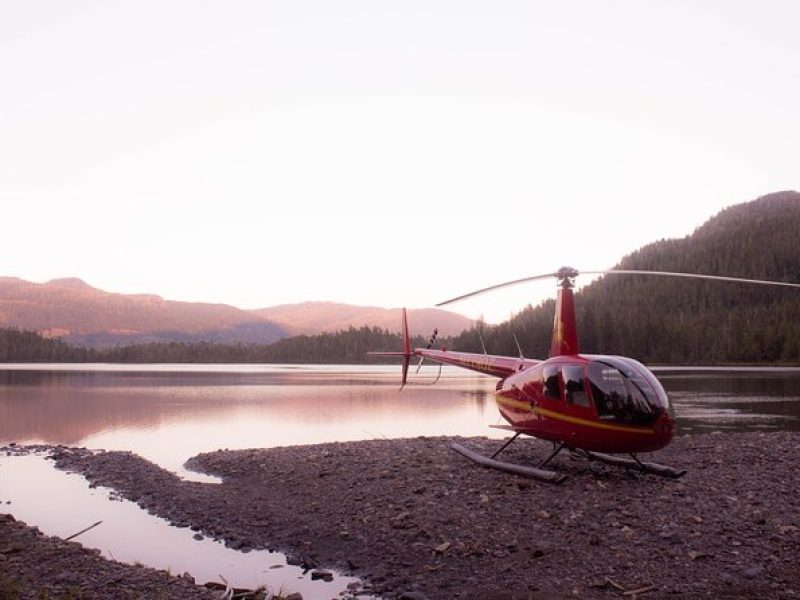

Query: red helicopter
left=373, top=266, right=800, bottom=482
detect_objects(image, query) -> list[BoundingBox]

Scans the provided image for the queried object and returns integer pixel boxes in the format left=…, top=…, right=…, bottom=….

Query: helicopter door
left=542, top=364, right=561, bottom=400
left=560, top=364, right=595, bottom=418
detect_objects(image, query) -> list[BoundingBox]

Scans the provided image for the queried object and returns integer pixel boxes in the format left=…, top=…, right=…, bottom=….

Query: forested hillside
left=452, top=191, right=800, bottom=364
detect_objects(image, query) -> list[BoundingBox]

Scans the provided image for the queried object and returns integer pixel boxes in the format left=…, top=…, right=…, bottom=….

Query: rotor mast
left=550, top=266, right=580, bottom=357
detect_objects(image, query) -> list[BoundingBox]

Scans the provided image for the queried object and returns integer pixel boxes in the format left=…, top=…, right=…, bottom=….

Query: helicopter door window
left=562, top=365, right=590, bottom=407
left=588, top=363, right=628, bottom=421
left=542, top=365, right=560, bottom=400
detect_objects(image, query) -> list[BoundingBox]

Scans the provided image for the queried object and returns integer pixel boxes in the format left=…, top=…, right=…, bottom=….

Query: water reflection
left=0, top=365, right=502, bottom=477
left=1, top=365, right=799, bottom=476
left=657, top=368, right=800, bottom=433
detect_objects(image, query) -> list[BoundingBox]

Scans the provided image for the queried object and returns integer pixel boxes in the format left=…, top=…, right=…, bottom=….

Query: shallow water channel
left=0, top=452, right=361, bottom=597
left=2, top=363, right=800, bottom=598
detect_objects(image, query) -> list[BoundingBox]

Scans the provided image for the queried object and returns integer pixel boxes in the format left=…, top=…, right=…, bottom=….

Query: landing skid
left=575, top=449, right=687, bottom=479
left=450, top=442, right=567, bottom=483
left=451, top=434, right=686, bottom=482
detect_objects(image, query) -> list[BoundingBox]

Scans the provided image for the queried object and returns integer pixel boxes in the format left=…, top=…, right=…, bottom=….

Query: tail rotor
left=415, top=328, right=438, bottom=374
left=367, top=310, right=442, bottom=389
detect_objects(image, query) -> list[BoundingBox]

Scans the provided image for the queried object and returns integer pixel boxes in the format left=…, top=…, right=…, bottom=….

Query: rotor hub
left=556, top=266, right=579, bottom=288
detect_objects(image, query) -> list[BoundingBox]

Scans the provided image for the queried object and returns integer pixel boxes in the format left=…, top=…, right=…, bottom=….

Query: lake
left=2, top=364, right=800, bottom=473
left=1, top=363, right=800, bottom=596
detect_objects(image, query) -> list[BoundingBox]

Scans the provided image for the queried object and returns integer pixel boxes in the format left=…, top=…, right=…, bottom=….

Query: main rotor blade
left=583, top=270, right=800, bottom=289
left=437, top=268, right=800, bottom=307
left=436, top=272, right=558, bottom=306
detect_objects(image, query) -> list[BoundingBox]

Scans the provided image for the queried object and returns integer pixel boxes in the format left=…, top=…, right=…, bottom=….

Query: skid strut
left=490, top=432, right=521, bottom=459
left=538, top=441, right=567, bottom=468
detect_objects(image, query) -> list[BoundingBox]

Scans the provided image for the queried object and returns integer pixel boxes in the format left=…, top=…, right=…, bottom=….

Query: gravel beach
left=2, top=432, right=800, bottom=599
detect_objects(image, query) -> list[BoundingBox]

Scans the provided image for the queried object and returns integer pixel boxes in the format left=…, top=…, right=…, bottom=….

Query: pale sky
left=2, top=1, right=798, bottom=323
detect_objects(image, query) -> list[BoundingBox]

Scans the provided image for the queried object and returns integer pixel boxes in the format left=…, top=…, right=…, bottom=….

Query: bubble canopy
left=585, top=355, right=671, bottom=426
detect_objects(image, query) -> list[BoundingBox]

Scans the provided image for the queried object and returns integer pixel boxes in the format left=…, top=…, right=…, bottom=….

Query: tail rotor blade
left=414, top=355, right=425, bottom=375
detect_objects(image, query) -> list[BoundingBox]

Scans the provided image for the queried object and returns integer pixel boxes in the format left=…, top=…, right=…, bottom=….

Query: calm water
left=2, top=364, right=799, bottom=467
left=0, top=364, right=504, bottom=479
left=1, top=363, right=799, bottom=596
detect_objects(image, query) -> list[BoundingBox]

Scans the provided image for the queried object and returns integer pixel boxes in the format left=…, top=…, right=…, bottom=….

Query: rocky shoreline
left=0, top=512, right=217, bottom=599
left=2, top=432, right=800, bottom=599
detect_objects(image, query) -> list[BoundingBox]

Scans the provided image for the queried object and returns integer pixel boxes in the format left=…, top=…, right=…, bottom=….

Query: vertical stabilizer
left=550, top=269, right=580, bottom=356
left=401, top=308, right=411, bottom=388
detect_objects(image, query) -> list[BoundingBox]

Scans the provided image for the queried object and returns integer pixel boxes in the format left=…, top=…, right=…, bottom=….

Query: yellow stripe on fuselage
left=495, top=395, right=655, bottom=435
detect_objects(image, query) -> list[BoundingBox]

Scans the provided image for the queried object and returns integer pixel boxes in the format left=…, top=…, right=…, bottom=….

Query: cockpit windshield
left=587, top=356, right=669, bottom=426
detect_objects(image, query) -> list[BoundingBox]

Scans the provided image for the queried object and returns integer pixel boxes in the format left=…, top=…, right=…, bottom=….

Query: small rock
left=399, top=592, right=430, bottom=600
left=192, top=533, right=203, bottom=541
left=660, top=532, right=682, bottom=545
left=434, top=541, right=450, bottom=554
left=741, top=565, right=764, bottom=580
left=311, top=569, right=334, bottom=582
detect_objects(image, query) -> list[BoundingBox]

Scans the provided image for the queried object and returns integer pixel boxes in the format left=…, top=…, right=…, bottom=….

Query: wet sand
left=3, top=432, right=800, bottom=599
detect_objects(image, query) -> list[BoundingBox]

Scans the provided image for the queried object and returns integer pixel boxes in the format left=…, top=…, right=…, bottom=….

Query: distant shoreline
left=3, top=361, right=800, bottom=370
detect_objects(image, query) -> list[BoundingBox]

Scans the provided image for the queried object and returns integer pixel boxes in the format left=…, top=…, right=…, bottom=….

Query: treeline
left=0, top=326, right=428, bottom=364
left=0, top=328, right=94, bottom=362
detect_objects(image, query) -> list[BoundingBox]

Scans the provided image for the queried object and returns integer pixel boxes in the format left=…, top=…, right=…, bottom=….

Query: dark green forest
left=2, top=191, right=799, bottom=365
left=452, top=191, right=800, bottom=364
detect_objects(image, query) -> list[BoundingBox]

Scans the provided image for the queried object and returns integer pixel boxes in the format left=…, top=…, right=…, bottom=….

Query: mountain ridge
left=253, top=301, right=467, bottom=337
left=0, top=278, right=472, bottom=347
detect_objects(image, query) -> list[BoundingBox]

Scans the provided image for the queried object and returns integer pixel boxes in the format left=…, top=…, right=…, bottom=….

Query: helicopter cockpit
left=585, top=356, right=671, bottom=426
